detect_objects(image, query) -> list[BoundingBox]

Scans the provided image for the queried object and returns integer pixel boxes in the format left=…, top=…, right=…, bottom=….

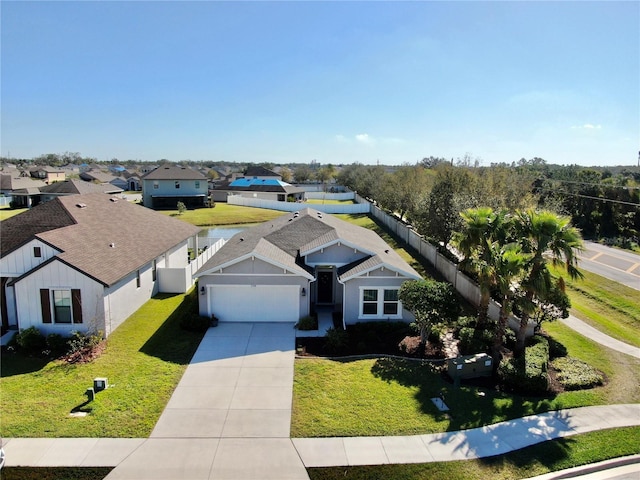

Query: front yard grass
left=0, top=207, right=27, bottom=220
left=292, top=297, right=640, bottom=439
left=0, top=289, right=204, bottom=438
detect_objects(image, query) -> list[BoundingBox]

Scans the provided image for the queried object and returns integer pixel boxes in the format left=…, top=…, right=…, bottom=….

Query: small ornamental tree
left=176, top=201, right=186, bottom=215
left=399, top=280, right=460, bottom=344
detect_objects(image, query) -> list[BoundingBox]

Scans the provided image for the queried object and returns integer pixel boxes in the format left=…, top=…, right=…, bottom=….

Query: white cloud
left=355, top=133, right=374, bottom=144
left=571, top=124, right=602, bottom=130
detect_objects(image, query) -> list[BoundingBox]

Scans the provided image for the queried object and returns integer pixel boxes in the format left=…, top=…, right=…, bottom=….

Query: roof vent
left=109, top=242, right=116, bottom=248
left=110, top=197, right=118, bottom=202
left=76, top=203, right=87, bottom=208
left=240, top=237, right=244, bottom=242
left=385, top=249, right=390, bottom=254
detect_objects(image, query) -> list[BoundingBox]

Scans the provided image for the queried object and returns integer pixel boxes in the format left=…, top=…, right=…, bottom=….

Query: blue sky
left=2, top=1, right=638, bottom=166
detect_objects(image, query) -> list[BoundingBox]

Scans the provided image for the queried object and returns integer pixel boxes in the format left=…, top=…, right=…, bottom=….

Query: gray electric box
left=447, top=353, right=493, bottom=380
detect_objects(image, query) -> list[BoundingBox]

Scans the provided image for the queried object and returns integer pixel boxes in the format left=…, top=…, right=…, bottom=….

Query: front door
left=317, top=270, right=333, bottom=304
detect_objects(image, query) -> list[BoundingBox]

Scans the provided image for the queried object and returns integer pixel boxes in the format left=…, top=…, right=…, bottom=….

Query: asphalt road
left=578, top=241, right=640, bottom=290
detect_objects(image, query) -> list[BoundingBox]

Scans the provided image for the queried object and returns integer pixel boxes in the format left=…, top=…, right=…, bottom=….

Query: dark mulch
left=296, top=322, right=444, bottom=360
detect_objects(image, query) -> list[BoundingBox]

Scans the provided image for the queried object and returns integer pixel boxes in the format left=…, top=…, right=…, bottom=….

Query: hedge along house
left=0, top=193, right=201, bottom=338
left=194, top=208, right=421, bottom=325
left=141, top=165, right=209, bottom=209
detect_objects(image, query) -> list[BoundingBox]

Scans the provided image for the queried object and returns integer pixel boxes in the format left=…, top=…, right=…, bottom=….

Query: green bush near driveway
left=0, top=289, right=204, bottom=438
left=498, top=335, right=550, bottom=395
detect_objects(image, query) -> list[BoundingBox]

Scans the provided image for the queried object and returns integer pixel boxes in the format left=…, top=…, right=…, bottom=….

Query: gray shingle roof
left=195, top=208, right=420, bottom=280
left=40, top=179, right=122, bottom=195
left=2, top=193, right=200, bottom=286
left=143, top=165, right=207, bottom=180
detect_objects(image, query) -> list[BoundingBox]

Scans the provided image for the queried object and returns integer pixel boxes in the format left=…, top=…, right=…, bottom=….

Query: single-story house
left=79, top=171, right=128, bottom=191
left=141, top=165, right=209, bottom=209
left=0, top=193, right=201, bottom=338
left=194, top=208, right=421, bottom=325
left=0, top=175, right=47, bottom=208
left=39, top=179, right=123, bottom=203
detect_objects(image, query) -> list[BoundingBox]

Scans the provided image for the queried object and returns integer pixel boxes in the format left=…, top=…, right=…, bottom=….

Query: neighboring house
left=214, top=178, right=306, bottom=202
left=0, top=175, right=47, bottom=208
left=79, top=171, right=128, bottom=190
left=141, top=165, right=208, bottom=209
left=122, top=170, right=142, bottom=191
left=29, top=166, right=66, bottom=184
left=243, top=166, right=282, bottom=180
left=0, top=193, right=201, bottom=338
left=195, top=208, right=421, bottom=324
left=39, top=179, right=123, bottom=203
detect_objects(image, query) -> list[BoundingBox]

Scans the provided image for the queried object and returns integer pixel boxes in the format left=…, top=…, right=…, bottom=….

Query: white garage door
left=209, top=285, right=300, bottom=322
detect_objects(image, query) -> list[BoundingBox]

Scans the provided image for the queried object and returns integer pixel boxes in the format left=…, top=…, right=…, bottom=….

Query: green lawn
left=292, top=288, right=640, bottom=438
left=160, top=203, right=286, bottom=226
left=0, top=289, right=204, bottom=438
left=549, top=266, right=640, bottom=347
left=308, top=427, right=640, bottom=480
left=0, top=207, right=27, bottom=220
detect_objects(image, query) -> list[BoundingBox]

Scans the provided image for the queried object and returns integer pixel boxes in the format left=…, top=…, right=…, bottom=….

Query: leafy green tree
left=279, top=166, right=292, bottom=183
left=398, top=280, right=460, bottom=343
left=176, top=201, right=186, bottom=215
left=294, top=165, right=314, bottom=183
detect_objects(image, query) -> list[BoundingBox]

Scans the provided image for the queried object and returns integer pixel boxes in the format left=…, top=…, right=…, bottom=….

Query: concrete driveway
left=106, top=322, right=309, bottom=480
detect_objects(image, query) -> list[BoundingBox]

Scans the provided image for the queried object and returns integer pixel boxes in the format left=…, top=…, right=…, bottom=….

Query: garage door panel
left=210, top=285, right=299, bottom=322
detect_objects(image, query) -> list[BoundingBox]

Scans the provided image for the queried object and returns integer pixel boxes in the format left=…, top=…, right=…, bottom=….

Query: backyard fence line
left=305, top=192, right=355, bottom=201
left=228, top=194, right=370, bottom=214
left=354, top=193, right=534, bottom=336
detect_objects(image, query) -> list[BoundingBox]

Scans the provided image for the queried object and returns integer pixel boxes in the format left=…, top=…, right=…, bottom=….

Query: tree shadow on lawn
left=370, top=357, right=557, bottom=431
left=138, top=291, right=205, bottom=364
left=1, top=349, right=51, bottom=377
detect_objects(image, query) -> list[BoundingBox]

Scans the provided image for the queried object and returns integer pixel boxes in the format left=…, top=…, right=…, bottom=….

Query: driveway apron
left=106, top=322, right=309, bottom=480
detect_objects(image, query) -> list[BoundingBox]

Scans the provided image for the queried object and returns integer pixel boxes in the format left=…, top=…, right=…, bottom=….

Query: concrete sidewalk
left=4, top=404, right=639, bottom=472
left=560, top=315, right=640, bottom=359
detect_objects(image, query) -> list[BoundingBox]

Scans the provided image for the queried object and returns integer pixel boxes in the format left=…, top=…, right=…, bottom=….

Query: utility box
left=93, top=378, right=108, bottom=392
left=448, top=353, right=493, bottom=380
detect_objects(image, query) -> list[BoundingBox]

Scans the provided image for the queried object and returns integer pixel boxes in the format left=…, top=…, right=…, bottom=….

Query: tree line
left=336, top=158, right=639, bottom=248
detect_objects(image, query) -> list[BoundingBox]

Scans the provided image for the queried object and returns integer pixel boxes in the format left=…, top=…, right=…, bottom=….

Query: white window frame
left=358, top=287, right=402, bottom=319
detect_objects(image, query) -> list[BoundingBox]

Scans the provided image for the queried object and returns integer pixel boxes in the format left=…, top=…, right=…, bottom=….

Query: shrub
left=179, top=313, right=210, bottom=332
left=455, top=315, right=477, bottom=331
left=176, top=201, right=186, bottom=215
left=15, top=326, right=46, bottom=353
left=67, top=331, right=102, bottom=355
left=296, top=315, right=317, bottom=331
left=46, top=333, right=68, bottom=354
left=324, top=327, right=349, bottom=355
left=552, top=356, right=604, bottom=390
left=458, top=327, right=492, bottom=355
left=498, top=335, right=549, bottom=395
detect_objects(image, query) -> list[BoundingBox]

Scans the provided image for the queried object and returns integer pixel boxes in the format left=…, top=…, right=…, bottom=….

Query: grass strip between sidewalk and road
left=307, top=426, right=640, bottom=480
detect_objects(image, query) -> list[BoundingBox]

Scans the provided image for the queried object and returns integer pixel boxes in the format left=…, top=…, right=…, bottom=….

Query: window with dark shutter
left=71, top=289, right=83, bottom=324
left=40, top=289, right=52, bottom=323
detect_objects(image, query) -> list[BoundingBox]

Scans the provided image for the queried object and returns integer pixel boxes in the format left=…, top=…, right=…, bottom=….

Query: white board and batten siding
left=13, top=259, right=103, bottom=336
left=0, top=239, right=60, bottom=277
left=207, top=285, right=300, bottom=322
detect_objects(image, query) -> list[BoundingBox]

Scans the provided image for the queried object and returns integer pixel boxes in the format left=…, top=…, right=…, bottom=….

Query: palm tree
left=513, top=209, right=584, bottom=355
left=490, top=242, right=530, bottom=364
left=453, top=207, right=509, bottom=327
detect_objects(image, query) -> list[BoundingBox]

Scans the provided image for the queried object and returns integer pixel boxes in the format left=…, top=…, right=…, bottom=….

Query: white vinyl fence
left=228, top=194, right=370, bottom=214
left=355, top=193, right=534, bottom=337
